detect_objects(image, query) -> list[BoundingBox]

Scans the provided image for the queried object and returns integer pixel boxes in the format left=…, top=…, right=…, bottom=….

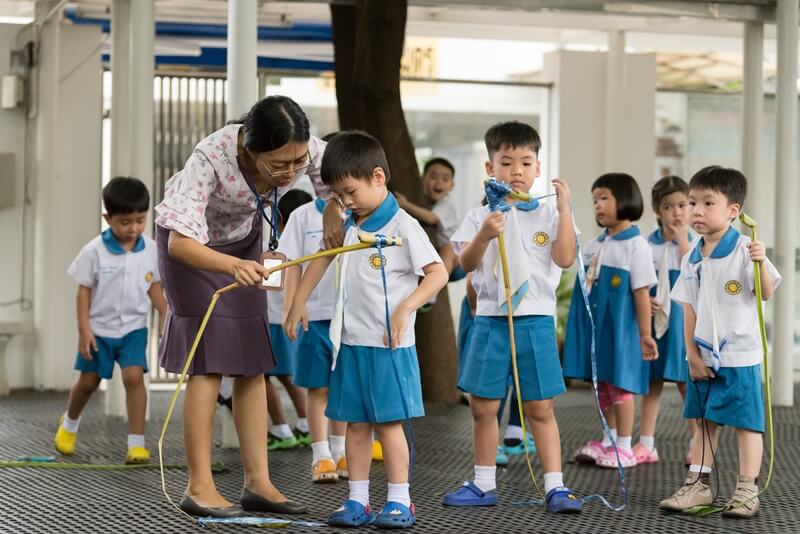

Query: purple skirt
left=156, top=222, right=275, bottom=377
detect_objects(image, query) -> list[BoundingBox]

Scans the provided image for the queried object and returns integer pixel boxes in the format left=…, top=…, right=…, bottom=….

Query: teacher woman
left=154, top=95, right=342, bottom=517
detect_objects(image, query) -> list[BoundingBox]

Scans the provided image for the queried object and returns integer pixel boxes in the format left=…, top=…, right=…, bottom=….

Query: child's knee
left=121, top=367, right=144, bottom=390
left=77, top=372, right=101, bottom=391
left=348, top=422, right=372, bottom=439
left=470, top=396, right=499, bottom=421
left=523, top=400, right=554, bottom=424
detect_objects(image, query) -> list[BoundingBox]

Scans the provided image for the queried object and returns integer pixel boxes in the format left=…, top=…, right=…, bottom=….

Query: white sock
left=295, top=418, right=309, bottom=433
left=330, top=435, right=346, bottom=459
left=473, top=465, right=496, bottom=493
left=387, top=482, right=411, bottom=507
left=127, top=434, right=145, bottom=449
left=601, top=428, right=617, bottom=448
left=543, top=472, right=564, bottom=494
left=639, top=435, right=655, bottom=451
left=504, top=425, right=524, bottom=441
left=689, top=464, right=712, bottom=474
left=616, top=436, right=632, bottom=453
left=272, top=424, right=293, bottom=439
left=311, top=441, right=332, bottom=463
left=62, top=413, right=80, bottom=433
left=348, top=480, right=370, bottom=507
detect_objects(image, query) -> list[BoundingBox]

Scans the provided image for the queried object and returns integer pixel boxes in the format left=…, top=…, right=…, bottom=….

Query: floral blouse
left=155, top=124, right=329, bottom=245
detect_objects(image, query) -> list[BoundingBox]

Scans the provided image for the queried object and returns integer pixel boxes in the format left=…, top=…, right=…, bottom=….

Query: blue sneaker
left=442, top=481, right=498, bottom=507
left=504, top=434, right=536, bottom=456
left=545, top=487, right=582, bottom=514
left=328, top=499, right=376, bottom=527
left=495, top=445, right=509, bottom=466
left=374, top=502, right=416, bottom=529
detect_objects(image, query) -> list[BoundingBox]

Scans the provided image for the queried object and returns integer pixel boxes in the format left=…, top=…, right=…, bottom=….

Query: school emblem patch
left=610, top=274, right=622, bottom=288
left=533, top=231, right=550, bottom=247
left=724, top=280, right=742, bottom=295
left=145, top=272, right=154, bottom=283
left=368, top=253, right=386, bottom=270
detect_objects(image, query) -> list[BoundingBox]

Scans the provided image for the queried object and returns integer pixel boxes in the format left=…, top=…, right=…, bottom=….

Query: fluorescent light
left=0, top=16, right=33, bottom=24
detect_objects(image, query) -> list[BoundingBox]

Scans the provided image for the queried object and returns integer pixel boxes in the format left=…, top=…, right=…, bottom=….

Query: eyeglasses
left=254, top=150, right=312, bottom=177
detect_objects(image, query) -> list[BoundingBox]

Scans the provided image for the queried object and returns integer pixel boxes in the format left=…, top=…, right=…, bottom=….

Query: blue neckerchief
left=343, top=192, right=399, bottom=233
left=101, top=228, right=145, bottom=255
left=688, top=226, right=740, bottom=264
left=597, top=225, right=640, bottom=242
left=314, top=197, right=327, bottom=214
left=648, top=228, right=693, bottom=245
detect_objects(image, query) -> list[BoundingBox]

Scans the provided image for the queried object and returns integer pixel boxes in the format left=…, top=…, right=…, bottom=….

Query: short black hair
left=321, top=131, right=339, bottom=143
left=277, top=189, right=313, bottom=227
left=102, top=177, right=149, bottom=216
left=484, top=121, right=541, bottom=158
left=423, top=157, right=455, bottom=178
left=592, top=172, right=644, bottom=222
left=652, top=175, right=688, bottom=212
left=321, top=130, right=390, bottom=185
left=243, top=95, right=310, bottom=153
left=688, top=165, right=747, bottom=207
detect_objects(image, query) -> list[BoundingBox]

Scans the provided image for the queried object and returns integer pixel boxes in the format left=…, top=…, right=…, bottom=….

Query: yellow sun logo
left=610, top=275, right=622, bottom=288
left=368, top=253, right=386, bottom=270
left=145, top=272, right=154, bottom=283
left=724, top=280, right=742, bottom=295
left=533, top=232, right=550, bottom=247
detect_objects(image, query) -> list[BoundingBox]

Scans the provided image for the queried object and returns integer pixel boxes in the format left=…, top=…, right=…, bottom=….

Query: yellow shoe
left=336, top=455, right=349, bottom=479
left=372, top=440, right=383, bottom=462
left=312, top=457, right=339, bottom=483
left=54, top=417, right=77, bottom=456
left=125, top=446, right=151, bottom=464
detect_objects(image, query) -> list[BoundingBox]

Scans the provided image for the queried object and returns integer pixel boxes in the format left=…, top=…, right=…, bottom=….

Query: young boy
left=395, top=157, right=460, bottom=276
left=55, top=177, right=167, bottom=463
left=443, top=121, right=581, bottom=513
left=285, top=131, right=448, bottom=528
left=660, top=165, right=780, bottom=518
left=277, top=190, right=349, bottom=482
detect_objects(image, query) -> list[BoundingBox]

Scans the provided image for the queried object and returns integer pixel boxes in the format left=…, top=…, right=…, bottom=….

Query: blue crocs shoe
left=504, top=434, right=536, bottom=456
left=545, top=487, right=582, bottom=514
left=328, top=499, right=376, bottom=527
left=374, top=502, right=416, bottom=529
left=496, top=445, right=509, bottom=466
left=442, top=481, right=498, bottom=507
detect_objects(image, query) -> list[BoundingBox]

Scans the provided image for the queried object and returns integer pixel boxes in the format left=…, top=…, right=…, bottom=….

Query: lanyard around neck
left=248, top=182, right=279, bottom=251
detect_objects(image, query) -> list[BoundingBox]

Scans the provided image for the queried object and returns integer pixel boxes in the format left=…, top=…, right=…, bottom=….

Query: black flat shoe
left=240, top=488, right=307, bottom=514
left=179, top=494, right=244, bottom=518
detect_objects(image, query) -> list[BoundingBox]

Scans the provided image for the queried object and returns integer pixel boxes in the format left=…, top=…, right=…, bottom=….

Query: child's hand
left=666, top=219, right=690, bottom=245
left=688, top=353, right=715, bottom=381
left=649, top=297, right=661, bottom=316
left=747, top=240, right=766, bottom=262
left=283, top=303, right=308, bottom=341
left=395, top=192, right=408, bottom=209
left=78, top=330, right=97, bottom=361
left=232, top=259, right=268, bottom=287
left=384, top=303, right=412, bottom=349
left=640, top=335, right=658, bottom=361
left=551, top=178, right=571, bottom=212
left=477, top=211, right=505, bottom=241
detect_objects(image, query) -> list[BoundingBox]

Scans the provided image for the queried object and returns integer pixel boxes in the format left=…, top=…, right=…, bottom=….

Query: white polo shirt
left=432, top=195, right=459, bottom=246
left=277, top=198, right=336, bottom=322
left=336, top=209, right=441, bottom=348
left=66, top=230, right=160, bottom=338
left=671, top=226, right=781, bottom=368
left=582, top=226, right=657, bottom=292
left=451, top=201, right=563, bottom=317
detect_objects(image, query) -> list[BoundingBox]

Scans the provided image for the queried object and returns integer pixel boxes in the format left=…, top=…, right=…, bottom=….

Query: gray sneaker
left=722, top=480, right=759, bottom=518
left=659, top=477, right=713, bottom=512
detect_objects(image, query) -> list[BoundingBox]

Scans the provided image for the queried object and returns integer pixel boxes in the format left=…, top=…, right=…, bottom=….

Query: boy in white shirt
left=443, top=121, right=581, bottom=513
left=660, top=165, right=780, bottom=518
left=285, top=131, right=448, bottom=528
left=54, top=177, right=167, bottom=463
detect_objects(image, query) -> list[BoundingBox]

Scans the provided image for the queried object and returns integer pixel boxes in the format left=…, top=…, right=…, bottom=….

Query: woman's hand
left=232, top=259, right=268, bottom=287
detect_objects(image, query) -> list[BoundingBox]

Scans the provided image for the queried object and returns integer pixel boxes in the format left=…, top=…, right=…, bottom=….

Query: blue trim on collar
left=314, top=197, right=327, bottom=214
left=688, top=226, right=739, bottom=264
left=597, top=225, right=640, bottom=242
left=102, top=228, right=145, bottom=255
left=648, top=228, right=693, bottom=245
left=344, top=192, right=399, bottom=233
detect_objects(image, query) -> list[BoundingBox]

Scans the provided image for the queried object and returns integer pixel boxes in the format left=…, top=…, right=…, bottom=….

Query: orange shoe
left=312, top=457, right=339, bottom=483
left=336, top=455, right=349, bottom=479
left=372, top=440, right=383, bottom=462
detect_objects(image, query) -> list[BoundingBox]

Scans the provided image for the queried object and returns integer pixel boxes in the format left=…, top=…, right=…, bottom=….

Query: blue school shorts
left=293, top=320, right=334, bottom=389
left=266, top=323, right=299, bottom=377
left=684, top=364, right=764, bottom=433
left=74, top=327, right=148, bottom=379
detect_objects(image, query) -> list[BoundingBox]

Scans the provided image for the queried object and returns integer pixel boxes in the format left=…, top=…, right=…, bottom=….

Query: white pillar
left=742, top=21, right=764, bottom=230
left=772, top=0, right=798, bottom=407
left=221, top=0, right=259, bottom=448
left=110, top=0, right=131, bottom=177
left=605, top=30, right=625, bottom=171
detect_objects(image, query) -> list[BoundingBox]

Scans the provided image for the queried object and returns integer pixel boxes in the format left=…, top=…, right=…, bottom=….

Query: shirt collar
left=688, top=226, right=740, bottom=264
left=102, top=228, right=145, bottom=255
left=314, top=197, right=327, bottom=214
left=344, top=192, right=399, bottom=233
left=598, top=225, right=640, bottom=242
left=648, top=227, right=693, bottom=245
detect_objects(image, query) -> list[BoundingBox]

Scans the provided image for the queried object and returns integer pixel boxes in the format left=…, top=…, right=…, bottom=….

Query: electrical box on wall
left=0, top=154, right=15, bottom=209
left=1, top=75, right=24, bottom=109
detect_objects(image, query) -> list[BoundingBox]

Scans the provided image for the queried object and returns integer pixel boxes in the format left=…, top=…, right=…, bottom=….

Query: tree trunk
left=331, top=0, right=460, bottom=402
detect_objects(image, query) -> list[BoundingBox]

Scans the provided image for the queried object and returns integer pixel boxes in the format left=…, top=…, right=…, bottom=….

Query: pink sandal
left=574, top=440, right=607, bottom=465
left=632, top=443, right=659, bottom=464
left=596, top=446, right=638, bottom=469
